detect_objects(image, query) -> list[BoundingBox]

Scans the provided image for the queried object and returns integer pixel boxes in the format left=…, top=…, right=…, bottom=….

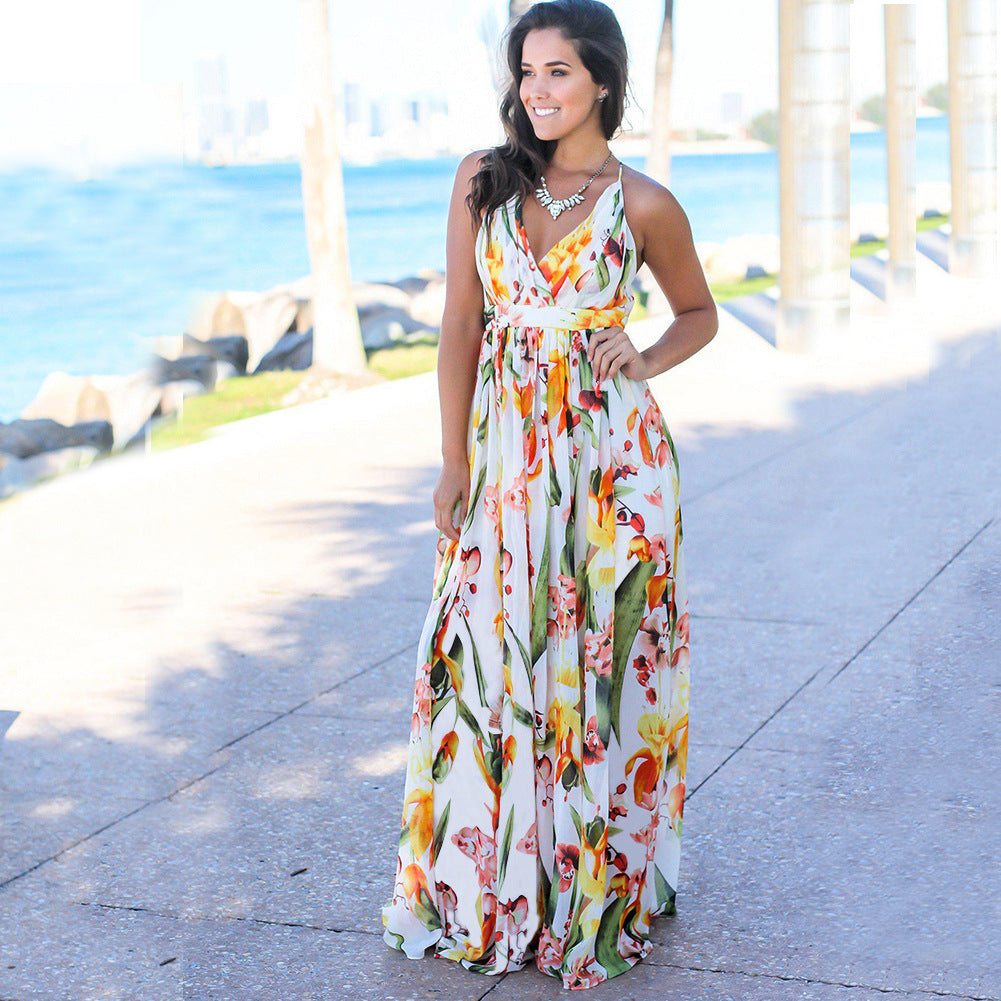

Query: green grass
left=150, top=369, right=308, bottom=451
left=127, top=210, right=964, bottom=453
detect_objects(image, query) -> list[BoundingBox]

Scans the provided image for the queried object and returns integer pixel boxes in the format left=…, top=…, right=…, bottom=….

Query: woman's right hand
left=433, top=457, right=470, bottom=542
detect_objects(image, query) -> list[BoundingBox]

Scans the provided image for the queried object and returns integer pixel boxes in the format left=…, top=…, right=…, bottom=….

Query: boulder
left=0, top=445, right=101, bottom=499
left=358, top=305, right=438, bottom=351
left=916, top=181, right=950, bottom=218
left=18, top=370, right=164, bottom=451
left=0, top=418, right=113, bottom=459
left=850, top=202, right=889, bottom=243
left=195, top=287, right=300, bottom=373
left=180, top=333, right=249, bottom=373
left=254, top=330, right=312, bottom=372
left=158, top=379, right=209, bottom=417
left=151, top=354, right=218, bottom=389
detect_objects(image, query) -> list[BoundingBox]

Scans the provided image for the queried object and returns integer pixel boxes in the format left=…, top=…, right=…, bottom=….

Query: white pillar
left=777, top=0, right=851, bottom=353
left=946, top=0, right=998, bottom=279
left=885, top=4, right=918, bottom=305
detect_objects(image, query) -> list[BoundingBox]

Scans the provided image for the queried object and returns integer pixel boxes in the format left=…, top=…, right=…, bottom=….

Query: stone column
left=777, top=0, right=851, bottom=353
left=946, top=0, right=998, bottom=279
left=885, top=4, right=918, bottom=304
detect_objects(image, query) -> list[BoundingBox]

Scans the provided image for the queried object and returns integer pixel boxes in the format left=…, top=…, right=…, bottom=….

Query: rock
left=201, top=287, right=300, bottom=373
left=18, top=370, right=164, bottom=452
left=180, top=333, right=249, bottom=374
left=358, top=305, right=438, bottom=351
left=408, top=278, right=446, bottom=329
left=0, top=445, right=101, bottom=499
left=254, top=330, right=312, bottom=372
left=699, top=234, right=780, bottom=284
left=916, top=181, right=951, bottom=218
left=850, top=202, right=889, bottom=243
left=151, top=354, right=218, bottom=389
left=352, top=281, right=414, bottom=312
left=0, top=418, right=113, bottom=459
left=158, top=379, right=208, bottom=417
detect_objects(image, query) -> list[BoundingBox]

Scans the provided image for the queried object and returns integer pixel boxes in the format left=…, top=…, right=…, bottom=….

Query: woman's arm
left=632, top=179, right=719, bottom=378
left=437, top=149, right=491, bottom=465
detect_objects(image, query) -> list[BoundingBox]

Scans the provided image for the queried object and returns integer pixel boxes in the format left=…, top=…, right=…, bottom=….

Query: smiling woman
left=379, top=0, right=717, bottom=991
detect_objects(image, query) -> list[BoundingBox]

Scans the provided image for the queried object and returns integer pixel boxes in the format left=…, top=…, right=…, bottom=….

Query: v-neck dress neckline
left=515, top=161, right=623, bottom=273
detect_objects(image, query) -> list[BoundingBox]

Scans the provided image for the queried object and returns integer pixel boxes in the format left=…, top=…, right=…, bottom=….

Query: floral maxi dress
left=380, top=162, right=691, bottom=991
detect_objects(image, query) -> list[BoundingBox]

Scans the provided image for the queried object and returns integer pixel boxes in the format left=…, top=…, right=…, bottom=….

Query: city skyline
left=0, top=0, right=951, bottom=169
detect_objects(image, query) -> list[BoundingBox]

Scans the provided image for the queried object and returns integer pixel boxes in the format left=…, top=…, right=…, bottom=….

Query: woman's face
left=519, top=27, right=606, bottom=140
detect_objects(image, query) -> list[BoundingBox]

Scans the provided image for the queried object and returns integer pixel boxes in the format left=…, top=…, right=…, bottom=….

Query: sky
left=0, top=0, right=951, bottom=168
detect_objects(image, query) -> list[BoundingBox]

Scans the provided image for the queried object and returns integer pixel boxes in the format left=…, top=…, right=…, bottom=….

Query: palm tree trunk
left=646, top=0, right=675, bottom=188
left=297, top=0, right=367, bottom=374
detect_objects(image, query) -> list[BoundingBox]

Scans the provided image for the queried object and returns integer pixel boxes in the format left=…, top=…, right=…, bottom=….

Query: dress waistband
left=483, top=302, right=629, bottom=333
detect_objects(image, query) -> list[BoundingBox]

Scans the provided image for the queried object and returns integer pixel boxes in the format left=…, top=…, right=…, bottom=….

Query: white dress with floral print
left=381, top=161, right=691, bottom=991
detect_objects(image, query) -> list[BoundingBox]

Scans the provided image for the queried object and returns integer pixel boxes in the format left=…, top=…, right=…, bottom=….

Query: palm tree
left=296, top=0, right=367, bottom=374
left=645, top=0, right=675, bottom=188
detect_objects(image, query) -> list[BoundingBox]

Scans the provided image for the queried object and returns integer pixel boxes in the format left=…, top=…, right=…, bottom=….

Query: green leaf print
left=653, top=865, right=677, bottom=914
left=455, top=696, right=485, bottom=744
left=466, top=463, right=488, bottom=525
left=568, top=803, right=583, bottom=838
left=506, top=624, right=533, bottom=684
left=463, top=614, right=489, bottom=710
left=595, top=252, right=609, bottom=290
left=595, top=673, right=612, bottom=745
left=530, top=515, right=551, bottom=669
left=561, top=758, right=579, bottom=791
left=610, top=558, right=659, bottom=744
left=430, top=692, right=453, bottom=727
left=498, top=806, right=515, bottom=885
left=430, top=801, right=451, bottom=866
left=594, top=895, right=632, bottom=976
left=511, top=700, right=535, bottom=729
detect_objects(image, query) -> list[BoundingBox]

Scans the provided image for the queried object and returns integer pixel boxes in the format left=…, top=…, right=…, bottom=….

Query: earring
left=599, top=93, right=607, bottom=101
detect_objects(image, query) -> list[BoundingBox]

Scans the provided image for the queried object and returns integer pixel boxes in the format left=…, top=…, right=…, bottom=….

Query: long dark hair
left=466, top=0, right=632, bottom=238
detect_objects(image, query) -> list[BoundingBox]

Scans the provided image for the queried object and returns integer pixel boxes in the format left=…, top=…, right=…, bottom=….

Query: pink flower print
left=675, top=610, right=690, bottom=646
left=516, top=821, right=538, bottom=854
left=583, top=714, right=605, bottom=764
left=637, top=615, right=670, bottom=675
left=548, top=573, right=577, bottom=640
left=451, top=825, right=498, bottom=889
left=537, top=924, right=564, bottom=967
left=583, top=614, right=614, bottom=677
left=435, top=880, right=468, bottom=937
left=412, top=670, right=432, bottom=736
left=483, top=483, right=501, bottom=531
left=630, top=816, right=659, bottom=864
left=611, top=447, right=640, bottom=482
left=537, top=752, right=555, bottom=809
left=504, top=469, right=529, bottom=512
left=646, top=532, right=669, bottom=568
left=554, top=842, right=580, bottom=891
left=496, top=894, right=530, bottom=946
left=566, top=952, right=605, bottom=989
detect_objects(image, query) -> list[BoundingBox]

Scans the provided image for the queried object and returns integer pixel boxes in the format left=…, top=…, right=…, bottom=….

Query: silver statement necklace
left=534, top=151, right=615, bottom=220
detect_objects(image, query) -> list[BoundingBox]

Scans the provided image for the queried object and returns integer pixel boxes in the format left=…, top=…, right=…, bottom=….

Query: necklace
left=535, top=151, right=615, bottom=220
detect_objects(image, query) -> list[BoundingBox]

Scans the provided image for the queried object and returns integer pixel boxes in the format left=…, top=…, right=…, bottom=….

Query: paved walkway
left=1, top=257, right=999, bottom=1000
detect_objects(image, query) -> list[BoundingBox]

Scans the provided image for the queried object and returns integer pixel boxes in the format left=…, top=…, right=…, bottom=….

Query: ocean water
left=0, top=116, right=949, bottom=422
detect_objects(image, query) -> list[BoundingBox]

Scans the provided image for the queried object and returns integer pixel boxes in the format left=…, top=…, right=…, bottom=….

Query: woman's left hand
left=586, top=325, right=651, bottom=382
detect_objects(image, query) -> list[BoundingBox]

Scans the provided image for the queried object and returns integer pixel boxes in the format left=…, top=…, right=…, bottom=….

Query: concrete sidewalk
left=1, top=266, right=999, bottom=1000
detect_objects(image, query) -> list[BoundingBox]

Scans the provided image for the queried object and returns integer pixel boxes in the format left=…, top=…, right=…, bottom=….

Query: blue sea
left=0, top=116, right=949, bottom=422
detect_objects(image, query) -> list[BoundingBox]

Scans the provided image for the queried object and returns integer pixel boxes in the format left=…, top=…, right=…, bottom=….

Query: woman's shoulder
left=457, top=147, right=496, bottom=176
left=620, top=162, right=693, bottom=245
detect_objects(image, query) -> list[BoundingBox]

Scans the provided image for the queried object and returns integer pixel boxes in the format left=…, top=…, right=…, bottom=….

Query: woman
left=381, top=0, right=717, bottom=990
